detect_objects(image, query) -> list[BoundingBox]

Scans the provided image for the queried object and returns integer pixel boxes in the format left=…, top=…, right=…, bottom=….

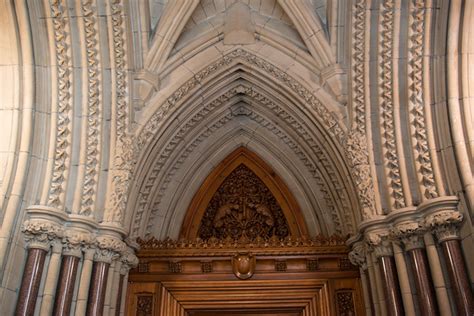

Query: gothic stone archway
left=126, top=149, right=364, bottom=315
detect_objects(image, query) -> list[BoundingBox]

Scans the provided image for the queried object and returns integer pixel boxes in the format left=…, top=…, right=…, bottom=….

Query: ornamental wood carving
left=180, top=148, right=308, bottom=239
left=198, top=164, right=290, bottom=241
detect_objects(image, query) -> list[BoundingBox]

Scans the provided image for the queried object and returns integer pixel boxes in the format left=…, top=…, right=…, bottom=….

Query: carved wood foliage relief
left=197, top=164, right=290, bottom=241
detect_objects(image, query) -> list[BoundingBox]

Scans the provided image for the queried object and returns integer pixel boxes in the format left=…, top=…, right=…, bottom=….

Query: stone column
left=75, top=247, right=96, bottom=315
left=38, top=240, right=63, bottom=315
left=349, top=242, right=373, bottom=315
left=395, top=222, right=439, bottom=316
left=86, top=235, right=125, bottom=316
left=15, top=220, right=63, bottom=316
left=426, top=210, right=474, bottom=316
left=53, top=230, right=89, bottom=316
left=367, top=232, right=404, bottom=316
left=114, top=249, right=138, bottom=316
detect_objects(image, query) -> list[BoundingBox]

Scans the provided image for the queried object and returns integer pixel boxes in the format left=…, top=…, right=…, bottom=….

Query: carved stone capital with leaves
left=94, top=235, right=126, bottom=263
left=424, top=210, right=463, bottom=242
left=393, top=221, right=425, bottom=251
left=21, top=220, right=64, bottom=251
left=120, top=248, right=139, bottom=275
left=366, top=231, right=393, bottom=258
left=62, top=230, right=95, bottom=258
left=348, top=242, right=367, bottom=270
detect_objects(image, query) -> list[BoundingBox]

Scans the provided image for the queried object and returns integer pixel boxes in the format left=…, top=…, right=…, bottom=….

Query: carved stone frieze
left=424, top=210, right=463, bottom=242
left=198, top=164, right=290, bottom=241
left=393, top=221, right=425, bottom=251
left=80, top=0, right=102, bottom=216
left=103, top=0, right=133, bottom=225
left=21, top=220, right=64, bottom=251
left=378, top=0, right=406, bottom=210
left=407, top=0, right=438, bottom=199
left=48, top=0, right=73, bottom=208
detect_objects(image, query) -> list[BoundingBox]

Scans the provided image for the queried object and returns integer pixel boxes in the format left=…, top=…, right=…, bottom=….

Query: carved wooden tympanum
left=198, top=164, right=290, bottom=241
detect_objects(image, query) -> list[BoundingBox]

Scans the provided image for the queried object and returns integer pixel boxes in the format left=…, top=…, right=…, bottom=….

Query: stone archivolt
left=1, top=0, right=473, bottom=315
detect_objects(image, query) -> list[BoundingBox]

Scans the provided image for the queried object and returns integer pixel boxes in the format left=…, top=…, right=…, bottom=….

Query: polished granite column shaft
left=15, top=248, right=48, bottom=316
left=407, top=248, right=439, bottom=315
left=115, top=274, right=125, bottom=316
left=53, top=255, right=80, bottom=316
left=440, top=239, right=474, bottom=315
left=86, top=261, right=110, bottom=316
left=379, top=256, right=404, bottom=316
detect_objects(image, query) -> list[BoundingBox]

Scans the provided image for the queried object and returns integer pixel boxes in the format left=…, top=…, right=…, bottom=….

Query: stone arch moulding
left=179, top=147, right=309, bottom=240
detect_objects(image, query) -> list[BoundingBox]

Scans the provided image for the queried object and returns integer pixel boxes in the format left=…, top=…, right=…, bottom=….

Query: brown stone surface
left=53, top=255, right=80, bottom=316
left=86, top=261, right=110, bottom=316
left=14, top=248, right=47, bottom=316
left=379, top=256, right=403, bottom=316
left=408, top=248, right=439, bottom=316
left=441, top=239, right=474, bottom=316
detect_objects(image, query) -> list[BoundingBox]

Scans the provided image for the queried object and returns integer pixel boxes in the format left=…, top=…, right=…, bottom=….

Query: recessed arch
left=180, top=147, right=309, bottom=239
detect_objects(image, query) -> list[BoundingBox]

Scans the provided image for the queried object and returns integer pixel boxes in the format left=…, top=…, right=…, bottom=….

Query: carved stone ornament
left=198, top=164, right=290, bottom=241
left=366, top=231, right=393, bottom=258
left=21, top=220, right=64, bottom=250
left=348, top=242, right=367, bottom=270
left=232, top=253, right=256, bottom=280
left=62, top=230, right=95, bottom=257
left=393, top=221, right=425, bottom=251
left=120, top=248, right=139, bottom=274
left=94, top=235, right=126, bottom=263
left=424, top=210, right=463, bottom=242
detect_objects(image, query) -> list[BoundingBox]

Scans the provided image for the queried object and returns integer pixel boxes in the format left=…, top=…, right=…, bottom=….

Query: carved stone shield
left=232, top=253, right=256, bottom=280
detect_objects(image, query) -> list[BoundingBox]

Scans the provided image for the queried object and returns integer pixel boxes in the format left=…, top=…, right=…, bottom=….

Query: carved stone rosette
left=22, top=220, right=64, bottom=251
left=424, top=210, right=463, bottom=242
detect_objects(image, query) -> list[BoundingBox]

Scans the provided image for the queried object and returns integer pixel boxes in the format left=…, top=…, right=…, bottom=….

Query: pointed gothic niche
left=180, top=148, right=308, bottom=241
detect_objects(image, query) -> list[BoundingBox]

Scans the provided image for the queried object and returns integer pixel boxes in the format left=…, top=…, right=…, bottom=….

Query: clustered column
left=350, top=208, right=473, bottom=316
left=15, top=221, right=138, bottom=316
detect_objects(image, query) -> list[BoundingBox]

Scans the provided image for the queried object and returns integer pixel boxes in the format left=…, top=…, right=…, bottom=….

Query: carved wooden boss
left=127, top=149, right=364, bottom=315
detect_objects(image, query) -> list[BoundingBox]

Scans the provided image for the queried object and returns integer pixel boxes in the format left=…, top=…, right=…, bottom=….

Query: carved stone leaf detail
left=198, top=164, right=290, bottom=241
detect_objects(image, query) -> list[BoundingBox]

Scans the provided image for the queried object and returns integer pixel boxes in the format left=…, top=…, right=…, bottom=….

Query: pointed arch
left=180, top=147, right=308, bottom=239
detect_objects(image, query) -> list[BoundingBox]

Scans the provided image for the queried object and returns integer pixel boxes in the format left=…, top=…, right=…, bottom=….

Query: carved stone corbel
left=120, top=248, right=139, bottom=275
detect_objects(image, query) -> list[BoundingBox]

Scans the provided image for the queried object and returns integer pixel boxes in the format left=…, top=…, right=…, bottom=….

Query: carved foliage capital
left=94, top=236, right=126, bottom=263
left=348, top=242, right=367, bottom=270
left=120, top=248, right=139, bottom=274
left=366, top=231, right=393, bottom=257
left=393, top=221, right=425, bottom=251
left=21, top=220, right=64, bottom=251
left=62, top=230, right=95, bottom=257
left=424, top=210, right=463, bottom=242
